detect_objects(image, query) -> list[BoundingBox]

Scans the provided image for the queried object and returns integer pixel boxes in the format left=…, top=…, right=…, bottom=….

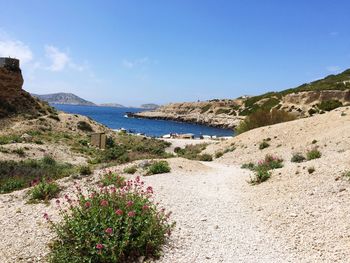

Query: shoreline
left=128, top=112, right=237, bottom=130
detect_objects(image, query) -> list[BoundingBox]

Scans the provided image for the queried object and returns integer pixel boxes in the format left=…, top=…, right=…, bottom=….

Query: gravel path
left=143, top=161, right=294, bottom=263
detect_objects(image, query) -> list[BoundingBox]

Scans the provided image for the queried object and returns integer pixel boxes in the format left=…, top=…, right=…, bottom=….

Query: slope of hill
left=33, top=93, right=95, bottom=106
left=133, top=69, right=350, bottom=128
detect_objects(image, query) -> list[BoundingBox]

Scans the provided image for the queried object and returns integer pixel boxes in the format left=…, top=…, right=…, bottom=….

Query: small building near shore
left=91, top=133, right=106, bottom=149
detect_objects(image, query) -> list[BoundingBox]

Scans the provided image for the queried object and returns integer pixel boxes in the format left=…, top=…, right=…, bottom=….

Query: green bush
left=249, top=167, right=271, bottom=185
left=259, top=141, right=270, bottom=150
left=306, top=148, right=321, bottom=160
left=48, top=177, right=174, bottom=263
left=79, top=165, right=92, bottom=175
left=241, top=162, right=255, bottom=170
left=123, top=166, right=137, bottom=174
left=30, top=180, right=60, bottom=201
left=291, top=153, right=306, bottom=163
left=77, top=121, right=93, bottom=132
left=198, top=154, right=213, bottom=162
left=257, top=154, right=283, bottom=170
left=236, top=109, right=296, bottom=134
left=318, top=100, right=342, bottom=111
left=100, top=172, right=125, bottom=188
left=147, top=161, right=171, bottom=175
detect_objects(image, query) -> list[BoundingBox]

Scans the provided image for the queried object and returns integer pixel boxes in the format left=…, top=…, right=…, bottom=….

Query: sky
left=0, top=0, right=350, bottom=106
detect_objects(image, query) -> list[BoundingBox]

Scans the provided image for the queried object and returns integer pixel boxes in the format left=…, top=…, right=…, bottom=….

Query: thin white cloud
left=122, top=57, right=149, bottom=69
left=0, top=39, right=33, bottom=64
left=45, top=45, right=70, bottom=71
left=326, top=65, right=341, bottom=73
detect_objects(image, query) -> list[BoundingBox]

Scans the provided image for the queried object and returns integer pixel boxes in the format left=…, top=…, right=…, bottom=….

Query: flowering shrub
left=256, top=154, right=283, bottom=170
left=100, top=172, right=126, bottom=188
left=248, top=154, right=283, bottom=185
left=47, top=176, right=174, bottom=262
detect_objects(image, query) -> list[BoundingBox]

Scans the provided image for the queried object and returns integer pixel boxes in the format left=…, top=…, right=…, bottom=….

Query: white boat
left=124, top=114, right=128, bottom=118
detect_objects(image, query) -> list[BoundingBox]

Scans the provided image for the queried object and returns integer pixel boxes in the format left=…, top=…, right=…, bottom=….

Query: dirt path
left=143, top=161, right=295, bottom=262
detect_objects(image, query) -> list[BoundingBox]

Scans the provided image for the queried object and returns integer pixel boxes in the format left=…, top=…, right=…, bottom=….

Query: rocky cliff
left=0, top=67, right=49, bottom=118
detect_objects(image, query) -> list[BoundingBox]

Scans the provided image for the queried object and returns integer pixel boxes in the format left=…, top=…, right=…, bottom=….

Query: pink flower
left=115, top=209, right=123, bottom=216
left=55, top=199, right=60, bottom=205
left=142, top=205, right=149, bottom=211
left=100, top=200, right=108, bottom=207
left=43, top=213, right=49, bottom=220
left=85, top=201, right=91, bottom=208
left=146, top=186, right=153, bottom=194
left=126, top=201, right=134, bottom=207
left=128, top=211, right=136, bottom=217
left=96, top=243, right=104, bottom=250
left=105, top=228, right=113, bottom=235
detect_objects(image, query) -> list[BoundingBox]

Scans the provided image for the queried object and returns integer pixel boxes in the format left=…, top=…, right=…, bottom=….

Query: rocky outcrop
left=0, top=67, right=48, bottom=118
left=132, top=99, right=245, bottom=129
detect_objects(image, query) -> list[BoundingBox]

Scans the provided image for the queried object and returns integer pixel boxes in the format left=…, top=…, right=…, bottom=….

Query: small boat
left=123, top=114, right=128, bottom=118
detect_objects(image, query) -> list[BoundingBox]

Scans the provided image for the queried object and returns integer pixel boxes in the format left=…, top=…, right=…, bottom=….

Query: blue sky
left=1, top=0, right=349, bottom=106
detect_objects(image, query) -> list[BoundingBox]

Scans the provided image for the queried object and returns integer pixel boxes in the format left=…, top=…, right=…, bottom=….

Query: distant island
left=32, top=92, right=95, bottom=106
left=140, top=103, right=159, bottom=109
left=99, top=103, right=126, bottom=108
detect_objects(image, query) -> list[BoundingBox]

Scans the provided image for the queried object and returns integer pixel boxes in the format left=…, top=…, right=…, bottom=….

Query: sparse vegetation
left=147, top=161, right=171, bottom=175
left=317, top=100, right=342, bottom=112
left=306, top=148, right=321, bottom=160
left=79, top=165, right=92, bottom=175
left=174, top=143, right=208, bottom=160
left=198, top=153, right=213, bottom=162
left=291, top=153, right=306, bottom=163
left=29, top=180, right=60, bottom=201
left=215, top=151, right=224, bottom=158
left=123, top=165, right=138, bottom=174
left=259, top=141, right=270, bottom=150
left=0, top=158, right=74, bottom=193
left=241, top=162, right=255, bottom=170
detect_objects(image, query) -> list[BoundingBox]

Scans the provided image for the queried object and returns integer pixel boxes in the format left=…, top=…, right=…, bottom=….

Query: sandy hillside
left=204, top=106, right=350, bottom=261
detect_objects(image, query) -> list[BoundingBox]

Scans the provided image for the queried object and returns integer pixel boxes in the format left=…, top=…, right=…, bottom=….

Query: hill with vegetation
left=32, top=92, right=96, bottom=106
left=133, top=69, right=350, bottom=129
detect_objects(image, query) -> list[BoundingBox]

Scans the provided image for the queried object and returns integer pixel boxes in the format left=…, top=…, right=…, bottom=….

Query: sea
left=52, top=104, right=234, bottom=138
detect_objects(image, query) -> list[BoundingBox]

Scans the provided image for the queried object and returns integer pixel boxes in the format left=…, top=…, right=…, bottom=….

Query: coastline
left=128, top=111, right=241, bottom=129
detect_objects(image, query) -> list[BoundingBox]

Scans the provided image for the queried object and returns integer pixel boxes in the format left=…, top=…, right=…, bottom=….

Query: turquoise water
left=53, top=104, right=234, bottom=138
